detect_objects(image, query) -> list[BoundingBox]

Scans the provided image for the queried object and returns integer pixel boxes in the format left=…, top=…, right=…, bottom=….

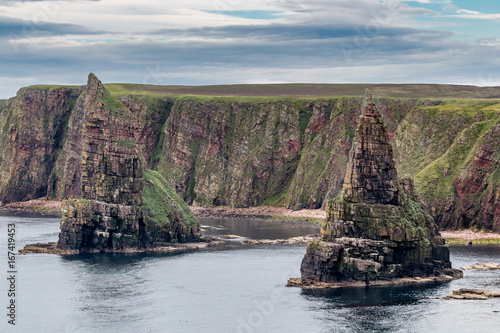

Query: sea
left=0, top=211, right=499, bottom=333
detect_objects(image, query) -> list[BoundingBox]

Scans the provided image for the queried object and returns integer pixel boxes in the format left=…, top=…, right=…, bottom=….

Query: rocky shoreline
left=191, top=206, right=326, bottom=225
left=19, top=234, right=319, bottom=255
left=443, top=289, right=500, bottom=300
left=19, top=238, right=226, bottom=255
left=4, top=199, right=500, bottom=243
left=0, top=198, right=63, bottom=214
left=287, top=269, right=463, bottom=289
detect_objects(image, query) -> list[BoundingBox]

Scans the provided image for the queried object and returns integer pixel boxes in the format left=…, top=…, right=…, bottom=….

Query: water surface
left=0, top=212, right=499, bottom=332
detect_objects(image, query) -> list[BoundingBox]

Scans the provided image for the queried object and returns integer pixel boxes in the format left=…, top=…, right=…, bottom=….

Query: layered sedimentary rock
left=0, top=86, right=80, bottom=202
left=295, top=91, right=461, bottom=286
left=57, top=74, right=200, bottom=253
left=1, top=79, right=499, bottom=232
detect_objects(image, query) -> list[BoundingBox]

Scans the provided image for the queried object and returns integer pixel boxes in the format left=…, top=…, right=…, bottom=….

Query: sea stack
left=57, top=74, right=200, bottom=253
left=289, top=90, right=462, bottom=288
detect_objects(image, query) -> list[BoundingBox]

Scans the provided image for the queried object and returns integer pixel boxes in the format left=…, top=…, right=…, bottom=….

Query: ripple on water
left=1, top=213, right=499, bottom=333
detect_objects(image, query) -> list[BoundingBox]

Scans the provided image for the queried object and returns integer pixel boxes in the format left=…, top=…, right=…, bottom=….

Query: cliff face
left=392, top=101, right=500, bottom=231
left=156, top=97, right=307, bottom=207
left=297, top=91, right=460, bottom=285
left=0, top=79, right=499, bottom=231
left=0, top=87, right=80, bottom=203
left=156, top=97, right=419, bottom=209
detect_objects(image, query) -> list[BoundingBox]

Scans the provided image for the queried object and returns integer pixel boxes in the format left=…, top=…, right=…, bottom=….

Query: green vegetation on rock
left=142, top=170, right=198, bottom=228
left=117, top=140, right=137, bottom=149
left=1, top=78, right=500, bottom=232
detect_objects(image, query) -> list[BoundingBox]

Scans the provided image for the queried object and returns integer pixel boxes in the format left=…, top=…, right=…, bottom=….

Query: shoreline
left=190, top=205, right=326, bottom=225
left=3, top=198, right=500, bottom=243
left=440, top=231, right=500, bottom=245
left=0, top=198, right=63, bottom=215
left=287, top=268, right=464, bottom=289
left=19, top=239, right=226, bottom=255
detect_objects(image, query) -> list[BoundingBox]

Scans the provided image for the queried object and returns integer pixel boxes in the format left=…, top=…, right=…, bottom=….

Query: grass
left=102, top=83, right=500, bottom=99
left=269, top=215, right=325, bottom=225
left=416, top=114, right=500, bottom=202
left=117, top=140, right=137, bottom=149
left=262, top=187, right=290, bottom=207
left=100, top=95, right=129, bottom=117
left=29, top=85, right=81, bottom=92
left=445, top=238, right=500, bottom=245
left=7, top=81, right=497, bottom=100
left=142, top=169, right=198, bottom=227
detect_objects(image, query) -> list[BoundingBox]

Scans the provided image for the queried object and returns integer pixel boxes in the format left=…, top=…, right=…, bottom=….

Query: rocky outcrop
left=444, top=289, right=500, bottom=300
left=292, top=91, right=462, bottom=287
left=57, top=74, right=200, bottom=253
left=1, top=78, right=499, bottom=232
left=460, top=262, right=500, bottom=270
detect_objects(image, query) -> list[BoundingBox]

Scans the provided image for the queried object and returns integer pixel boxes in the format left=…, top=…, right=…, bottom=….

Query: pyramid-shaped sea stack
left=288, top=90, right=462, bottom=288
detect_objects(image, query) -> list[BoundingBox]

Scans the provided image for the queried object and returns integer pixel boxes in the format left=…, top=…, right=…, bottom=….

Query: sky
left=0, top=0, right=499, bottom=99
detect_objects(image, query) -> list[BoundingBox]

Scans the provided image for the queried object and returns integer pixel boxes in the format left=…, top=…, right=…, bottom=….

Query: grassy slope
left=392, top=100, right=500, bottom=230
left=405, top=101, right=500, bottom=202
left=142, top=169, right=198, bottom=227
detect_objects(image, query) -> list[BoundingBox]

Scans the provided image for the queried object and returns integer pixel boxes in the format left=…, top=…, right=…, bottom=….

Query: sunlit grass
left=445, top=238, right=500, bottom=245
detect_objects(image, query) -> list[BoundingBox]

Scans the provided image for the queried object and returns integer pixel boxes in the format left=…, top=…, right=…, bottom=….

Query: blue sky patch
left=203, top=10, right=282, bottom=20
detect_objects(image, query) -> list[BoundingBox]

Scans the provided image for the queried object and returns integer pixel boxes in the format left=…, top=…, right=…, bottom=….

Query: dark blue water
left=1, top=211, right=499, bottom=332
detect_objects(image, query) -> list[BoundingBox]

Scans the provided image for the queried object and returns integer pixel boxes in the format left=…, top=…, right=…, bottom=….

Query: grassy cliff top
left=104, top=83, right=500, bottom=99
left=20, top=83, right=500, bottom=99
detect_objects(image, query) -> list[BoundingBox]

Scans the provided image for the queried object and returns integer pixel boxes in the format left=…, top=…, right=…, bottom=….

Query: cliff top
left=22, top=82, right=500, bottom=99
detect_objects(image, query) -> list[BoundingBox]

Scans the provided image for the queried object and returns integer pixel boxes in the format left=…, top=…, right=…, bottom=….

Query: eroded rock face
left=298, top=90, right=461, bottom=285
left=1, top=80, right=498, bottom=232
left=57, top=74, right=200, bottom=253
left=339, top=90, right=400, bottom=206
left=0, top=87, right=80, bottom=203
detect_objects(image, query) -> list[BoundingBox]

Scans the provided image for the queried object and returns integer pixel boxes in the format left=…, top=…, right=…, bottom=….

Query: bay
left=0, top=211, right=499, bottom=332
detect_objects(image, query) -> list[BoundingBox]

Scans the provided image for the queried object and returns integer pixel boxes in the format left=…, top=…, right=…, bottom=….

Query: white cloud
left=452, top=9, right=500, bottom=20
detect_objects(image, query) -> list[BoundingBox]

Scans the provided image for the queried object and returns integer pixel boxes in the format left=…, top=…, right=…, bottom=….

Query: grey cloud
left=150, top=23, right=452, bottom=42
left=0, top=16, right=108, bottom=39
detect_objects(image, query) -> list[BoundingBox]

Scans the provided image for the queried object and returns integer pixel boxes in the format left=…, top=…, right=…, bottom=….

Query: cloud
left=0, top=0, right=499, bottom=99
left=452, top=9, right=500, bottom=20
left=0, top=16, right=108, bottom=39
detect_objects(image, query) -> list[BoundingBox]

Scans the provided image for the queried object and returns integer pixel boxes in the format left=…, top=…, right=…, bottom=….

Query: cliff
left=0, top=78, right=499, bottom=232
left=293, top=91, right=461, bottom=287
left=57, top=74, right=200, bottom=253
left=392, top=101, right=500, bottom=231
left=0, top=86, right=79, bottom=202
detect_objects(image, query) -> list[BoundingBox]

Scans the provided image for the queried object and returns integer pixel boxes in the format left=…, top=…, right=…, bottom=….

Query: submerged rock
left=56, top=74, right=201, bottom=253
left=290, top=90, right=462, bottom=288
left=444, top=289, right=500, bottom=300
left=461, top=262, right=500, bottom=271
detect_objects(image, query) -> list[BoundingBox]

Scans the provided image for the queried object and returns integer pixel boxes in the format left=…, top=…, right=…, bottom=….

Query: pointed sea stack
left=57, top=74, right=201, bottom=253
left=288, top=90, right=462, bottom=288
